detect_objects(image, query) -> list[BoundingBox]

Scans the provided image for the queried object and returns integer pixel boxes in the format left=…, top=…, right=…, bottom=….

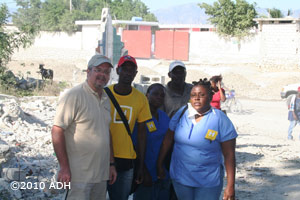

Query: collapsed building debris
left=0, top=95, right=64, bottom=199
left=2, top=70, right=45, bottom=91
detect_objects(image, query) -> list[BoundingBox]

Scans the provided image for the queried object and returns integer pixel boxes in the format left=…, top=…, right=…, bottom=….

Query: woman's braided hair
left=192, top=78, right=215, bottom=97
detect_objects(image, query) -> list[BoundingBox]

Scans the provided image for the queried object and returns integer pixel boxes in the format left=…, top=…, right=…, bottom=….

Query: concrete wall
left=33, top=28, right=100, bottom=52
left=258, top=23, right=300, bottom=67
left=189, top=32, right=261, bottom=64
left=33, top=31, right=82, bottom=50
left=81, top=26, right=101, bottom=51
left=11, top=29, right=97, bottom=69
left=8, top=22, right=300, bottom=68
left=31, top=30, right=262, bottom=65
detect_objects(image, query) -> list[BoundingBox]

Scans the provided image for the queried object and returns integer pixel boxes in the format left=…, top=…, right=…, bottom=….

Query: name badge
left=205, top=129, right=218, bottom=141
left=146, top=121, right=157, bottom=133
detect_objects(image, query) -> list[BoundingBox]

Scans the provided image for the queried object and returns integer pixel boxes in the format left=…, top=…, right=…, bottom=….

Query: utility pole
left=70, top=0, right=72, bottom=12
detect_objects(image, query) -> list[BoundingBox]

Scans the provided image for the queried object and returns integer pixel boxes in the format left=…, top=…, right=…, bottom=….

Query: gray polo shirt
left=163, top=82, right=193, bottom=117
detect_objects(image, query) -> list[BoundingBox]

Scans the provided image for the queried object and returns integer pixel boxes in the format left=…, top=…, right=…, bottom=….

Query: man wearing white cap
left=164, top=60, right=193, bottom=118
left=52, top=54, right=117, bottom=200
left=163, top=60, right=193, bottom=200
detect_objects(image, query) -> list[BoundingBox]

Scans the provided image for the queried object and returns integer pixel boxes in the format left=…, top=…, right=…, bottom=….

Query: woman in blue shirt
left=157, top=78, right=237, bottom=200
left=133, top=83, right=171, bottom=200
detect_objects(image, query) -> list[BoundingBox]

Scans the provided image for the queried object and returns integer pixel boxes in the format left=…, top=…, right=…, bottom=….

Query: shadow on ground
left=233, top=144, right=300, bottom=200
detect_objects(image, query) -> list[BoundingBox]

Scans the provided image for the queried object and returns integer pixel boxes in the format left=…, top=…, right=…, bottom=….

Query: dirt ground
left=135, top=60, right=300, bottom=200
left=6, top=56, right=300, bottom=199
left=229, top=99, right=300, bottom=200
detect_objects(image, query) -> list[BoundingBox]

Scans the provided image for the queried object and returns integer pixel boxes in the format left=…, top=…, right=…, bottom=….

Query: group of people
left=51, top=54, right=237, bottom=200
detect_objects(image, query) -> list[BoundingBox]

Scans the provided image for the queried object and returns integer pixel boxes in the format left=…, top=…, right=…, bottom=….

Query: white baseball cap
left=169, top=60, right=186, bottom=72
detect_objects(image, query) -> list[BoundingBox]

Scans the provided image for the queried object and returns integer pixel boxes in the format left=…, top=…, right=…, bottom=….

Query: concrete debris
left=0, top=99, right=24, bottom=129
left=2, top=70, right=45, bottom=91
left=0, top=178, right=22, bottom=199
left=2, top=168, right=26, bottom=181
left=0, top=94, right=60, bottom=199
left=0, top=140, right=9, bottom=160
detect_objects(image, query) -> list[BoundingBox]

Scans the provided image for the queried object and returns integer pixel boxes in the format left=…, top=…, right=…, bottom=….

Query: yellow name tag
left=146, top=121, right=157, bottom=133
left=205, top=129, right=218, bottom=141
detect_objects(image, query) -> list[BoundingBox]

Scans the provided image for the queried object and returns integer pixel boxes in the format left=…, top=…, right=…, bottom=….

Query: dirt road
left=228, top=99, right=300, bottom=200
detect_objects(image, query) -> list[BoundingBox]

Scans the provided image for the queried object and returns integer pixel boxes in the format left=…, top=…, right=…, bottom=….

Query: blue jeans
left=288, top=120, right=300, bottom=139
left=172, top=178, right=223, bottom=200
left=133, top=179, right=171, bottom=200
left=107, top=168, right=133, bottom=200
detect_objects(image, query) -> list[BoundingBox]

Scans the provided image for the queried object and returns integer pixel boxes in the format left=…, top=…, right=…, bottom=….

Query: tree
left=40, top=0, right=67, bottom=31
left=0, top=4, right=33, bottom=67
left=0, top=3, right=33, bottom=87
left=269, top=8, right=283, bottom=18
left=199, top=0, right=257, bottom=39
left=131, top=0, right=157, bottom=21
left=59, top=10, right=91, bottom=33
left=13, top=0, right=41, bottom=38
left=86, top=0, right=113, bottom=19
left=12, top=0, right=156, bottom=33
left=110, top=0, right=156, bottom=21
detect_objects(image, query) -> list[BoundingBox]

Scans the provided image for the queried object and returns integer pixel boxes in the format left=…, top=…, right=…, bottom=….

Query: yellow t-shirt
left=107, top=84, right=152, bottom=159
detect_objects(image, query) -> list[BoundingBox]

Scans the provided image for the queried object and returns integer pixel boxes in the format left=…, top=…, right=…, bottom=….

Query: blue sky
left=141, top=0, right=299, bottom=11
left=0, top=0, right=15, bottom=5
left=0, top=0, right=298, bottom=12
left=0, top=0, right=16, bottom=10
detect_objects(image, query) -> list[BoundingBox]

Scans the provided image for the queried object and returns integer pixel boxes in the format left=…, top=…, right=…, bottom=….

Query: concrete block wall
left=9, top=23, right=300, bottom=69
left=259, top=24, right=300, bottom=66
left=189, top=32, right=260, bottom=64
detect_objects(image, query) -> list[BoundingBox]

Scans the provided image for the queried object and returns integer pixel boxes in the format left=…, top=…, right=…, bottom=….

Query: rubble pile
left=0, top=95, right=64, bottom=199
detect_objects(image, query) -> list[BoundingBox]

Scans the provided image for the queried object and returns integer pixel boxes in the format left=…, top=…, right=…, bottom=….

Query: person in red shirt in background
left=210, top=75, right=226, bottom=110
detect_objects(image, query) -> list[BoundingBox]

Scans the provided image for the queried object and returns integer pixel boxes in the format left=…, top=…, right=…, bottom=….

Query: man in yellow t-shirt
left=107, top=55, right=152, bottom=200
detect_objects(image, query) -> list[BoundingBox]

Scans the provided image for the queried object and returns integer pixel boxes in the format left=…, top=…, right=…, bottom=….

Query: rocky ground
left=1, top=56, right=300, bottom=199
